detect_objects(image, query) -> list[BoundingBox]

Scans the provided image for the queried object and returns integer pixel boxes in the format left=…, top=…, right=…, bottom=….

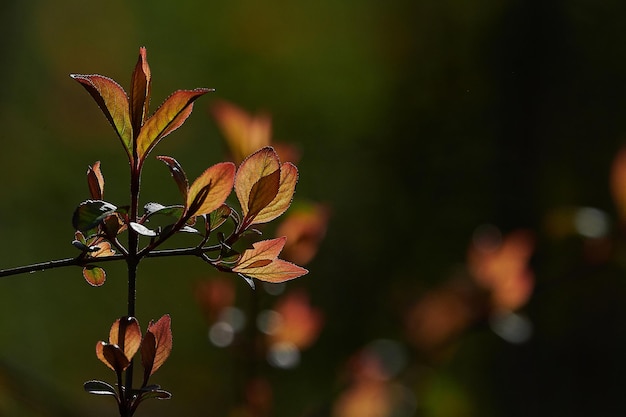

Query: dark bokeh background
left=1, top=0, right=626, bottom=416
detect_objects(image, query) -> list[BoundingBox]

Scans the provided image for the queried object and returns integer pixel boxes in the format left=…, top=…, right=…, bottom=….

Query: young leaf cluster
left=85, top=315, right=173, bottom=415
left=70, top=47, right=308, bottom=288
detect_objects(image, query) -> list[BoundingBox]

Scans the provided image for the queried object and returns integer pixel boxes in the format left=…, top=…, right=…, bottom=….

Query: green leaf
left=72, top=200, right=117, bottom=233
left=83, top=266, right=106, bottom=286
left=136, top=89, right=213, bottom=160
left=84, top=380, right=118, bottom=397
left=209, top=204, right=232, bottom=231
left=144, top=203, right=185, bottom=220
left=70, top=74, right=132, bottom=160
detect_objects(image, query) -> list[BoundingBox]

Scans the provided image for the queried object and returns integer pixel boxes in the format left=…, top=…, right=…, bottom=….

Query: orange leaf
left=235, top=147, right=288, bottom=225
left=235, top=237, right=287, bottom=268
left=275, top=203, right=330, bottom=265
left=109, top=317, right=142, bottom=362
left=187, top=162, right=236, bottom=217
left=233, top=237, right=308, bottom=283
left=142, top=315, right=173, bottom=376
left=83, top=266, right=106, bottom=286
left=253, top=162, right=298, bottom=224
left=270, top=291, right=323, bottom=349
left=86, top=161, right=105, bottom=200
left=129, top=47, right=151, bottom=135
left=70, top=74, right=132, bottom=159
left=235, top=259, right=308, bottom=283
left=136, top=89, right=212, bottom=160
left=211, top=100, right=272, bottom=164
left=247, top=169, right=280, bottom=221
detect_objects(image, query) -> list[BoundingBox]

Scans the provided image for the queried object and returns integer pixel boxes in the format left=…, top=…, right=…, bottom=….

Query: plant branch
left=0, top=244, right=225, bottom=279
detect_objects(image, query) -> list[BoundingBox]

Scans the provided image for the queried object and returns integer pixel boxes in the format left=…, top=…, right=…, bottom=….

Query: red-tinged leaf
left=235, top=147, right=281, bottom=219
left=140, top=331, right=157, bottom=384
left=211, top=100, right=272, bottom=164
left=130, top=47, right=151, bottom=135
left=87, top=161, right=105, bottom=200
left=234, top=237, right=287, bottom=269
left=97, top=342, right=130, bottom=373
left=70, top=74, right=132, bottom=159
left=252, top=163, right=298, bottom=224
left=136, top=89, right=213, bottom=160
left=142, top=315, right=172, bottom=377
left=187, top=162, right=236, bottom=217
left=234, top=258, right=308, bottom=283
left=157, top=156, right=189, bottom=201
left=246, top=169, right=280, bottom=222
left=83, top=266, right=106, bottom=286
left=109, top=317, right=142, bottom=361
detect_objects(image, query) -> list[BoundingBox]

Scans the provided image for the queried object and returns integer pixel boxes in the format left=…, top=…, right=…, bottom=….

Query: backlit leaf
left=234, top=237, right=287, bottom=269
left=97, top=342, right=130, bottom=373
left=233, top=237, right=308, bottom=283
left=246, top=169, right=280, bottom=221
left=87, top=161, right=105, bottom=200
left=252, top=162, right=298, bottom=224
left=109, top=316, right=142, bottom=361
left=234, top=259, right=308, bottom=283
left=157, top=156, right=188, bottom=200
left=89, top=240, right=115, bottom=258
left=130, top=47, right=151, bottom=136
left=70, top=74, right=132, bottom=159
left=141, top=315, right=172, bottom=377
left=235, top=147, right=280, bottom=219
left=83, top=266, right=106, bottom=286
left=187, top=162, right=236, bottom=217
left=72, top=200, right=117, bottom=233
left=136, top=89, right=212, bottom=160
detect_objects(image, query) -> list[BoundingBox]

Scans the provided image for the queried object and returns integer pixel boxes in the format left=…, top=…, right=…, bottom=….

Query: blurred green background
left=1, top=0, right=626, bottom=416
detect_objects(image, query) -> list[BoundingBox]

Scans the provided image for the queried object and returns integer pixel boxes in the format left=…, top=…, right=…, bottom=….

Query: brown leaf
left=96, top=342, right=130, bottom=373
left=157, top=156, right=189, bottom=201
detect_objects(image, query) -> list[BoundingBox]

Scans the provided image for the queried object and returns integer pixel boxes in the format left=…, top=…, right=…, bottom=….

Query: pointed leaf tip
left=187, top=162, right=236, bottom=217
left=136, top=88, right=213, bottom=160
left=71, top=74, right=132, bottom=159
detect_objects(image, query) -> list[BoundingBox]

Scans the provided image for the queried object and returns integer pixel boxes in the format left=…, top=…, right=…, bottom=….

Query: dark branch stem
left=0, top=244, right=223, bottom=279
